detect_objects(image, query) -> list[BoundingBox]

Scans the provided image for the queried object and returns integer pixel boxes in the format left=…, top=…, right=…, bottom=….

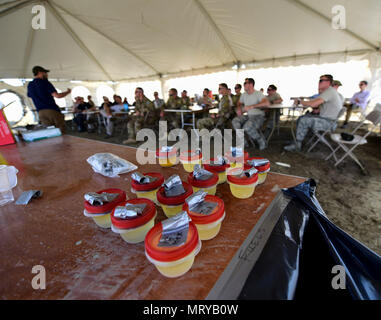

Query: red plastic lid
left=156, top=147, right=177, bottom=158
left=203, top=158, right=230, bottom=173
left=179, top=150, right=202, bottom=161
left=131, top=172, right=164, bottom=191
left=244, top=157, right=271, bottom=172
left=156, top=181, right=193, bottom=206
left=111, top=198, right=156, bottom=229
left=225, top=151, right=249, bottom=162
left=182, top=195, right=224, bottom=224
left=227, top=167, right=258, bottom=185
left=84, top=188, right=126, bottom=214
left=145, top=221, right=199, bottom=262
left=188, top=171, right=218, bottom=188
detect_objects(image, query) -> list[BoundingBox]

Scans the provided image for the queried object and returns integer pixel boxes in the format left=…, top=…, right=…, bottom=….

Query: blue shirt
left=27, top=78, right=60, bottom=112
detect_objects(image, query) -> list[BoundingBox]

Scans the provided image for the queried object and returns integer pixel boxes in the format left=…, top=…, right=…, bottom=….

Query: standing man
left=232, top=78, right=270, bottom=150
left=27, top=66, right=71, bottom=134
left=342, top=80, right=370, bottom=128
left=284, top=74, right=342, bottom=151
left=123, top=87, right=155, bottom=144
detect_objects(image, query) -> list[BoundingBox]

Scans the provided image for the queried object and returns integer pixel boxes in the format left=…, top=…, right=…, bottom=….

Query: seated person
left=232, top=78, right=270, bottom=150
left=342, top=80, right=370, bottom=128
left=197, top=88, right=213, bottom=108
left=100, top=95, right=125, bottom=137
left=99, top=96, right=112, bottom=110
left=73, top=96, right=95, bottom=132
left=161, top=88, right=186, bottom=129
left=197, top=83, right=234, bottom=130
left=181, top=90, right=191, bottom=107
left=284, top=74, right=342, bottom=151
left=153, top=91, right=165, bottom=109
left=263, top=84, right=283, bottom=133
left=123, top=87, right=156, bottom=144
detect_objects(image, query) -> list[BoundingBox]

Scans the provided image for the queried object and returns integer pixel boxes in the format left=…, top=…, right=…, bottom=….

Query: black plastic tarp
left=239, top=179, right=381, bottom=300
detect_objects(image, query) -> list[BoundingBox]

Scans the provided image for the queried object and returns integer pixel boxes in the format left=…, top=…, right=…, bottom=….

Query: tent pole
left=45, top=0, right=113, bottom=81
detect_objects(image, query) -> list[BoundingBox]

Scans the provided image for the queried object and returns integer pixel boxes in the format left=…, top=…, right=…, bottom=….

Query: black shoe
left=104, top=135, right=113, bottom=139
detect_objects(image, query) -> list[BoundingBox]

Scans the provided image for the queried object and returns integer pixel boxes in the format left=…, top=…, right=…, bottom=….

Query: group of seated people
left=71, top=74, right=371, bottom=151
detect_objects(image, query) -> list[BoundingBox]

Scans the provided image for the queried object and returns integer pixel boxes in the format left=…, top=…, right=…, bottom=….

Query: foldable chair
left=325, top=109, right=381, bottom=170
left=306, top=107, right=346, bottom=160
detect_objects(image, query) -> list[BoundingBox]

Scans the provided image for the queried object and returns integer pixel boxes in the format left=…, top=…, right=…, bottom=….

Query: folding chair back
left=306, top=107, right=346, bottom=154
left=326, top=109, right=381, bottom=171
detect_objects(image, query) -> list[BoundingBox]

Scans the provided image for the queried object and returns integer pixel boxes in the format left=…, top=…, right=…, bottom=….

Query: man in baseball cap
left=32, top=66, right=50, bottom=76
left=27, top=66, right=71, bottom=133
left=332, top=80, right=344, bottom=105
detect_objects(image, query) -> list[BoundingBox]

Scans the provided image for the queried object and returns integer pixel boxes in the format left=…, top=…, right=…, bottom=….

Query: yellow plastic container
left=245, top=157, right=271, bottom=185
left=156, top=181, right=194, bottom=218
left=111, top=198, right=157, bottom=244
left=227, top=168, right=259, bottom=199
left=203, top=159, right=230, bottom=185
left=131, top=172, right=164, bottom=205
left=188, top=171, right=219, bottom=196
left=161, top=203, right=185, bottom=218
left=191, top=185, right=217, bottom=196
left=112, top=214, right=157, bottom=244
left=83, top=188, right=126, bottom=229
left=156, top=148, right=177, bottom=167
left=195, top=213, right=225, bottom=240
left=183, top=195, right=226, bottom=241
left=257, top=172, right=268, bottom=185
left=83, top=210, right=112, bottom=228
left=145, top=222, right=201, bottom=278
left=179, top=150, right=202, bottom=173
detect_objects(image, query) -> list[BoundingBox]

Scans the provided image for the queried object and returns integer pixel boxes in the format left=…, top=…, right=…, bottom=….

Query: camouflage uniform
left=126, top=96, right=155, bottom=140
left=295, top=113, right=335, bottom=142
left=164, top=96, right=186, bottom=129
left=181, top=96, right=191, bottom=107
left=232, top=114, right=266, bottom=148
left=197, top=94, right=233, bottom=130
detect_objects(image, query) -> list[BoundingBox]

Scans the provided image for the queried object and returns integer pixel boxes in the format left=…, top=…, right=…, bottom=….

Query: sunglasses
left=319, top=79, right=330, bottom=83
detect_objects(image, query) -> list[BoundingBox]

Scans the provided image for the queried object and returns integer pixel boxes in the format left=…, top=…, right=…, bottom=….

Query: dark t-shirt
left=76, top=102, right=92, bottom=112
left=27, top=78, right=60, bottom=112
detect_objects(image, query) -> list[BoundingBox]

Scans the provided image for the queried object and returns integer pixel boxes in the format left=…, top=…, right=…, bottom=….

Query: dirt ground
left=66, top=119, right=381, bottom=256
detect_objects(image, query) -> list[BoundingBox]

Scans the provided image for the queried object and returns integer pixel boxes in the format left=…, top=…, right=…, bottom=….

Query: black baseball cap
left=32, top=66, right=50, bottom=76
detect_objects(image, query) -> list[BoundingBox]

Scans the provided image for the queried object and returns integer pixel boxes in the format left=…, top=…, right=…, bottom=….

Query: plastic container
left=156, top=148, right=177, bottom=167
left=245, top=157, right=271, bottom=185
left=111, top=198, right=157, bottom=243
left=203, top=159, right=230, bottom=184
left=179, top=150, right=202, bottom=173
left=131, top=172, right=164, bottom=204
left=156, top=181, right=193, bottom=218
left=187, top=171, right=218, bottom=195
left=183, top=195, right=225, bottom=240
left=145, top=221, right=201, bottom=278
left=83, top=188, right=126, bottom=228
left=225, top=150, right=249, bottom=168
left=227, top=167, right=258, bottom=199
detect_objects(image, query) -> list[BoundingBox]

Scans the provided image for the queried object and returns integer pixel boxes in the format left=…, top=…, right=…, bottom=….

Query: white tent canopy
left=0, top=0, right=380, bottom=82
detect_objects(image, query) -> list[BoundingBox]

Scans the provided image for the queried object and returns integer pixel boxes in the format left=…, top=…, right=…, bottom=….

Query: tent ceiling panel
left=0, top=0, right=379, bottom=81
left=0, top=4, right=34, bottom=77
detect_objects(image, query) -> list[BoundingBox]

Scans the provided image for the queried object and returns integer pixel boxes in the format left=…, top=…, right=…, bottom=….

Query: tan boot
left=122, top=138, right=136, bottom=145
